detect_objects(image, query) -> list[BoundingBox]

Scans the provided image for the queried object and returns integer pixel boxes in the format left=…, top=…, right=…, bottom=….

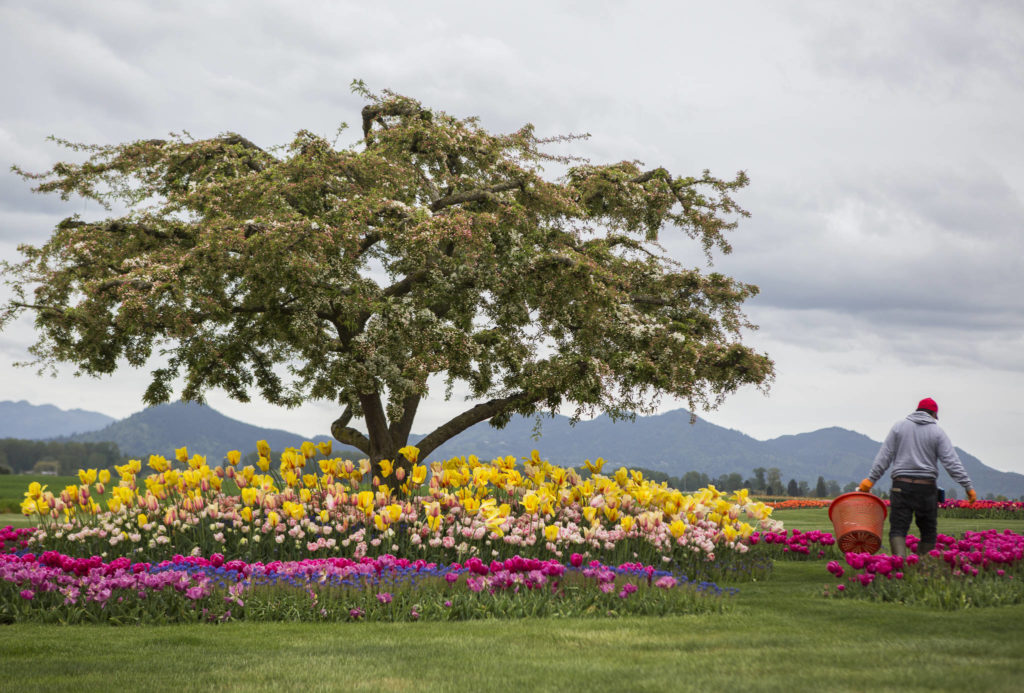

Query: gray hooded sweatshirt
left=868, top=411, right=974, bottom=491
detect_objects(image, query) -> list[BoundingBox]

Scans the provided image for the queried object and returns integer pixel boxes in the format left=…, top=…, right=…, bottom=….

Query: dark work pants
left=888, top=479, right=938, bottom=544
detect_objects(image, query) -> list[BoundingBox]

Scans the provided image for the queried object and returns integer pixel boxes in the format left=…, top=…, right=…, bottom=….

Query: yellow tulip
left=137, top=513, right=148, bottom=527
left=148, top=455, right=169, bottom=473
left=267, top=511, right=280, bottom=526
left=98, top=469, right=111, bottom=485
left=398, top=446, right=419, bottom=463
left=583, top=506, right=598, bottom=524
left=619, top=516, right=635, bottom=532
left=473, top=466, right=491, bottom=486
left=386, top=503, right=402, bottom=523
left=78, top=469, right=97, bottom=485
left=426, top=514, right=442, bottom=532
left=240, top=506, right=253, bottom=522
left=257, top=440, right=271, bottom=458
left=379, top=459, right=393, bottom=479
left=669, top=519, right=686, bottom=538
left=165, top=469, right=180, bottom=488
left=411, top=465, right=427, bottom=485
left=522, top=491, right=540, bottom=514
left=107, top=497, right=122, bottom=513
left=544, top=524, right=559, bottom=542
left=175, top=447, right=188, bottom=463
left=226, top=450, right=241, bottom=466
left=20, top=498, right=36, bottom=516
left=373, top=513, right=389, bottom=531
left=357, top=491, right=375, bottom=516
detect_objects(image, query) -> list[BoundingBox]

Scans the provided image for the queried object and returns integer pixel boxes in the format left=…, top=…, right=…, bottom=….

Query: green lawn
left=1, top=511, right=1023, bottom=691
left=0, top=475, right=78, bottom=514
left=0, top=562, right=1021, bottom=692
left=774, top=506, right=1024, bottom=536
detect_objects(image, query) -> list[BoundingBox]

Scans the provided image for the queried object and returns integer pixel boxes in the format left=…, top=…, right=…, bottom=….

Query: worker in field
left=858, top=397, right=976, bottom=557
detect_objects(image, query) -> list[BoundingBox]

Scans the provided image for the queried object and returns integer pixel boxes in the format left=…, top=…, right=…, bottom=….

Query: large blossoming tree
left=2, top=85, right=773, bottom=476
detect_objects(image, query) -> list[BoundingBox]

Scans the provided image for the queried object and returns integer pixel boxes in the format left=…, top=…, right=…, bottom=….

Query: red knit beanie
left=917, top=397, right=938, bottom=414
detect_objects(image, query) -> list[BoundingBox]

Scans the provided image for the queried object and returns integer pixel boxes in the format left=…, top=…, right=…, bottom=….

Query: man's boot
left=889, top=536, right=907, bottom=557
left=916, top=540, right=935, bottom=556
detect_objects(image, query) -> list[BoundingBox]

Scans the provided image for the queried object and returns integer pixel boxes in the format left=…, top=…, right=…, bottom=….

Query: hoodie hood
left=906, top=411, right=936, bottom=425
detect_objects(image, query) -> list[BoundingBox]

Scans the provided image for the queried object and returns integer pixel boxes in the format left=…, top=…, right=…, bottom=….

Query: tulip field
left=2, top=443, right=1024, bottom=691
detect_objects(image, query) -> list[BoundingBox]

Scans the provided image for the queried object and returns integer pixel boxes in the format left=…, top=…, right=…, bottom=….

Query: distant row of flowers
left=767, top=498, right=1024, bottom=518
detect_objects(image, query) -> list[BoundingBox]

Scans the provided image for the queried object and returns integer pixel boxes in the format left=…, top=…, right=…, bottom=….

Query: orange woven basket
left=828, top=492, right=888, bottom=554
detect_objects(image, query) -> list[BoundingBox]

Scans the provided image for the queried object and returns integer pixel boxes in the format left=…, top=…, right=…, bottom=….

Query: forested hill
left=58, top=402, right=358, bottom=463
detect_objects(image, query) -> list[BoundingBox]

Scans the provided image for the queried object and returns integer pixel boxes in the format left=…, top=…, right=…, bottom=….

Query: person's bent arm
left=936, top=430, right=974, bottom=497
left=866, top=425, right=899, bottom=485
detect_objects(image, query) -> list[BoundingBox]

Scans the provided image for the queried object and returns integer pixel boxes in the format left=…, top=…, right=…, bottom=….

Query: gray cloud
left=2, top=1, right=1023, bottom=471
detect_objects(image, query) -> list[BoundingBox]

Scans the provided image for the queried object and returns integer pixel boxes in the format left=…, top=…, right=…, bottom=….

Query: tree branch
left=330, top=405, right=370, bottom=454
left=330, top=424, right=370, bottom=455
left=630, top=294, right=672, bottom=307
left=388, top=394, right=421, bottom=448
left=414, top=391, right=538, bottom=461
left=359, top=392, right=394, bottom=460
left=429, top=180, right=522, bottom=212
left=361, top=102, right=427, bottom=140
left=96, top=278, right=154, bottom=293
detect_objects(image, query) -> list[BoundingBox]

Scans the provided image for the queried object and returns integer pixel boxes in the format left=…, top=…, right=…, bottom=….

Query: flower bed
left=17, top=445, right=779, bottom=585
left=749, top=528, right=840, bottom=560
left=0, top=547, right=734, bottom=624
left=5, top=445, right=788, bottom=623
left=824, top=530, right=1024, bottom=608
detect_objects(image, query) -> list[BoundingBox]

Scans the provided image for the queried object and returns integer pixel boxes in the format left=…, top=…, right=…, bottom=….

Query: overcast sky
left=2, top=1, right=1022, bottom=475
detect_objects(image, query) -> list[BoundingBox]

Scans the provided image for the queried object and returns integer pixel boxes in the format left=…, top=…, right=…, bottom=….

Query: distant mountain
left=21, top=399, right=1024, bottom=498
left=762, top=426, right=1022, bottom=499
left=421, top=409, right=765, bottom=473
left=62, top=401, right=360, bottom=462
left=0, top=400, right=116, bottom=439
left=421, top=411, right=1024, bottom=498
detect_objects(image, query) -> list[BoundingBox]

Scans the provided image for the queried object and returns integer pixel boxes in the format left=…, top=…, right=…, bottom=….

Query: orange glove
left=967, top=489, right=977, bottom=503
left=858, top=478, right=873, bottom=493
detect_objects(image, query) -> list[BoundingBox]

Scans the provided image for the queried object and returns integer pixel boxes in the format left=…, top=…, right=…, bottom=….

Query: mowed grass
left=0, top=475, right=78, bottom=515
left=2, top=511, right=1024, bottom=691
left=774, top=506, right=1024, bottom=536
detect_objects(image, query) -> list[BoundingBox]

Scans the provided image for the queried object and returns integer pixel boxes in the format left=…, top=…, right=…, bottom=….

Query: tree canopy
left=3, top=84, right=774, bottom=472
